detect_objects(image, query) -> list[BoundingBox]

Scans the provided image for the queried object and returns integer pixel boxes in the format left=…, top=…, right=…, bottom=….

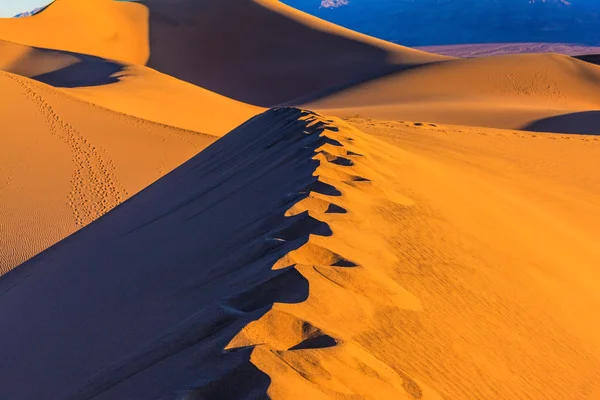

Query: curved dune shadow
left=574, top=54, right=600, bottom=66
left=524, top=111, right=600, bottom=135
left=31, top=49, right=125, bottom=88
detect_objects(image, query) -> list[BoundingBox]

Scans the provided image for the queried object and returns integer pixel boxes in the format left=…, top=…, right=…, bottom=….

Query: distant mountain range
left=284, top=0, right=600, bottom=46
left=14, top=6, right=47, bottom=18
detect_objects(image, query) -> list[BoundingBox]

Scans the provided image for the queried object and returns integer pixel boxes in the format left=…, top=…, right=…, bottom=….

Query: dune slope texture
left=0, top=70, right=215, bottom=274
left=304, top=52, right=600, bottom=134
left=1, top=109, right=600, bottom=399
left=0, top=108, right=434, bottom=399
left=0, top=0, right=149, bottom=64
left=6, top=1, right=600, bottom=135
left=0, top=0, right=448, bottom=108
left=0, top=39, right=259, bottom=135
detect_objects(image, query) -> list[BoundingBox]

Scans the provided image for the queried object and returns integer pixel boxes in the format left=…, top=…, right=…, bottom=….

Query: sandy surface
left=1, top=0, right=449, bottom=107
left=0, top=0, right=599, bottom=399
left=0, top=0, right=149, bottom=64
left=0, top=109, right=599, bottom=399
left=0, top=71, right=215, bottom=274
left=305, top=53, right=600, bottom=134
left=0, top=39, right=259, bottom=135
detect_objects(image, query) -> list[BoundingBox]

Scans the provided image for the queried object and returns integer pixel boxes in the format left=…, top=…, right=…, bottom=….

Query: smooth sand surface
left=1, top=0, right=600, bottom=398
left=0, top=0, right=149, bottom=64
left=5, top=1, right=600, bottom=135
left=1, top=0, right=449, bottom=107
left=304, top=53, right=600, bottom=134
left=0, top=39, right=259, bottom=135
left=0, top=71, right=215, bottom=274
left=0, top=109, right=599, bottom=399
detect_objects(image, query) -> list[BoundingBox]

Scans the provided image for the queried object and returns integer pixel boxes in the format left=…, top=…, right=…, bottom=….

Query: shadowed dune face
left=0, top=0, right=447, bottom=108
left=0, top=71, right=215, bottom=274
left=524, top=111, right=600, bottom=135
left=0, top=41, right=126, bottom=88
left=1, top=109, right=600, bottom=399
left=0, top=38, right=261, bottom=136
left=5, top=0, right=600, bottom=135
left=575, top=53, right=600, bottom=66
left=32, top=52, right=124, bottom=88
left=0, top=108, right=425, bottom=399
left=142, top=0, right=447, bottom=106
left=1, top=1, right=600, bottom=398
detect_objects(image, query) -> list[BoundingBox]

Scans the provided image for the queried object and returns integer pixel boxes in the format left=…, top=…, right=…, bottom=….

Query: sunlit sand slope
left=0, top=39, right=259, bottom=135
left=0, top=0, right=448, bottom=108
left=0, top=108, right=438, bottom=399
left=1, top=109, right=599, bottom=399
left=305, top=53, right=600, bottom=133
left=0, top=71, right=215, bottom=274
left=0, top=0, right=149, bottom=64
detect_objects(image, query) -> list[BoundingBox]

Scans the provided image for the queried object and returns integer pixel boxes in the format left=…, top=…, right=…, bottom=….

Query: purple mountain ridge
left=284, top=0, right=600, bottom=46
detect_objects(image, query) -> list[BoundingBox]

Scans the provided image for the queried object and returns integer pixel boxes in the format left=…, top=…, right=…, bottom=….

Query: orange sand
left=0, top=70, right=215, bottom=274
left=305, top=53, right=600, bottom=134
left=0, top=1, right=599, bottom=399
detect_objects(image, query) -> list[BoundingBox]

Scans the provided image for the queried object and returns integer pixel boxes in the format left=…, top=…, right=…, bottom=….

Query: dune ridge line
left=183, top=108, right=427, bottom=399
left=23, top=108, right=431, bottom=399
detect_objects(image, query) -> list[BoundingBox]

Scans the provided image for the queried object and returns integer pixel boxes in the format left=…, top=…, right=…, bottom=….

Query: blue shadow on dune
left=524, top=111, right=600, bottom=135
left=31, top=49, right=126, bottom=88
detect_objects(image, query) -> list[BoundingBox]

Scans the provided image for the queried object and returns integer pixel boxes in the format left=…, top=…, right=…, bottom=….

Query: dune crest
left=142, top=0, right=448, bottom=106
left=221, top=111, right=430, bottom=399
left=1, top=1, right=600, bottom=398
left=0, top=39, right=260, bottom=135
left=304, top=52, right=600, bottom=133
left=0, top=108, right=599, bottom=398
left=0, top=0, right=149, bottom=64
left=0, top=108, right=436, bottom=399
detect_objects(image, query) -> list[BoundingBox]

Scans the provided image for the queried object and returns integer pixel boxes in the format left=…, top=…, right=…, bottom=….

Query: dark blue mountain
left=282, top=0, right=600, bottom=46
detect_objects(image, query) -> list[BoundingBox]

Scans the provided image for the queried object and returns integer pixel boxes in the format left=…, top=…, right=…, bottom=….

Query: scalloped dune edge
left=183, top=109, right=435, bottom=399
left=0, top=108, right=437, bottom=399
left=223, top=110, right=427, bottom=398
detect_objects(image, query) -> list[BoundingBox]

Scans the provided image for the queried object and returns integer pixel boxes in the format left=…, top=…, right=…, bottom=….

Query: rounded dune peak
left=0, top=0, right=149, bottom=64
left=141, top=0, right=449, bottom=106
left=1, top=0, right=449, bottom=108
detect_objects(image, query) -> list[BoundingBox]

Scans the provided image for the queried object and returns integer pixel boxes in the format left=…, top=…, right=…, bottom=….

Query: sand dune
left=142, top=0, right=448, bottom=106
left=1, top=0, right=600, bottom=398
left=0, top=0, right=448, bottom=107
left=5, top=1, right=600, bottom=135
left=1, top=109, right=599, bottom=399
left=0, top=71, right=215, bottom=274
left=0, top=0, right=149, bottom=64
left=304, top=52, right=600, bottom=133
left=0, top=39, right=259, bottom=135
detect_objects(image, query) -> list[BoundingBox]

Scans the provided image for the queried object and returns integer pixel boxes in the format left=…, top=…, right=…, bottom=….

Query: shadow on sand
left=141, top=0, right=418, bottom=107
left=31, top=48, right=126, bottom=88
left=524, top=111, right=600, bottom=135
left=0, top=108, right=337, bottom=399
left=574, top=54, right=600, bottom=66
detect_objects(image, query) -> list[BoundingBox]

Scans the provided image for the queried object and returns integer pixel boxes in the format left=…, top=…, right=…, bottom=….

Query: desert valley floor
left=0, top=0, right=599, bottom=399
